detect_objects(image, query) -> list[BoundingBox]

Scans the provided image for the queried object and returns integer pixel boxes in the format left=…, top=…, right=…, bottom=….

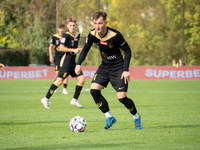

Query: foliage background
left=0, top=0, right=199, bottom=66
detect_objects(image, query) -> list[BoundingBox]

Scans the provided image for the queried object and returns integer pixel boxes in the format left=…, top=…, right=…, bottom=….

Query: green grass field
left=0, top=79, right=199, bottom=150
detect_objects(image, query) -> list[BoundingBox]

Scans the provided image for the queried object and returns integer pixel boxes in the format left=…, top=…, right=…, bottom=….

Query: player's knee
left=118, top=97, right=135, bottom=109
left=54, top=77, right=63, bottom=87
left=82, top=77, right=86, bottom=84
left=90, top=89, right=101, bottom=97
left=118, top=97, right=127, bottom=103
left=78, top=75, right=86, bottom=85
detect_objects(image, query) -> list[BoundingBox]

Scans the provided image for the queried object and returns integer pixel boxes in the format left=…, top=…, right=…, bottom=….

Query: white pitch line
left=0, top=90, right=199, bottom=94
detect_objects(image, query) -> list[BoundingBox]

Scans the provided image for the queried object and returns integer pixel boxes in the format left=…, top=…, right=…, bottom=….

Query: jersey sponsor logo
left=100, top=41, right=108, bottom=45
left=101, top=52, right=117, bottom=60
left=107, top=54, right=117, bottom=60
left=56, top=40, right=59, bottom=45
left=61, top=38, right=66, bottom=43
left=71, top=40, right=74, bottom=47
left=74, top=38, right=78, bottom=41
left=50, top=39, right=53, bottom=43
left=101, top=52, right=107, bottom=58
left=56, top=46, right=60, bottom=51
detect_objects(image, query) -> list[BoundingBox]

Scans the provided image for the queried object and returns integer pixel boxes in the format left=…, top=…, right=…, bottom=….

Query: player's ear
left=105, top=21, right=108, bottom=25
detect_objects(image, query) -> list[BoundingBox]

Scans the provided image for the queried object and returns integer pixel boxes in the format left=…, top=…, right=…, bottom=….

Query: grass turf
left=0, top=79, right=199, bottom=150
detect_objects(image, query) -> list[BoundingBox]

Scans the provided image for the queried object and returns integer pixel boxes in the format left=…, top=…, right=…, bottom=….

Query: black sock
left=90, top=89, right=109, bottom=113
left=73, top=85, right=83, bottom=99
left=63, top=84, right=67, bottom=89
left=46, top=84, right=57, bottom=99
left=118, top=97, right=137, bottom=115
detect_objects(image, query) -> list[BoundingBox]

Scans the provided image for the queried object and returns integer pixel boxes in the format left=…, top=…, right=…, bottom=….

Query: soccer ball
left=69, top=116, right=87, bottom=132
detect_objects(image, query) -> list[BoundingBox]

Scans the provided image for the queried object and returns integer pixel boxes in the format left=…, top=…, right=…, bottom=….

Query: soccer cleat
left=54, top=89, right=57, bottom=93
left=134, top=113, right=143, bottom=129
left=104, top=117, right=117, bottom=129
left=62, top=88, right=68, bottom=94
left=70, top=99, right=83, bottom=108
left=41, top=97, right=50, bottom=109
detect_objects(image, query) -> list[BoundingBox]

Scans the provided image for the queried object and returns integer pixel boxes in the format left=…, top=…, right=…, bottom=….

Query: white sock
left=104, top=110, right=113, bottom=118
left=44, top=97, right=49, bottom=101
left=132, top=112, right=139, bottom=119
left=72, top=98, right=77, bottom=101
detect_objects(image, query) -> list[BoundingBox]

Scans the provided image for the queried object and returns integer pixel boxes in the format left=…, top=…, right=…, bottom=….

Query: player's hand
left=121, top=71, right=132, bottom=84
left=0, top=63, right=5, bottom=71
left=74, top=47, right=82, bottom=54
left=75, top=65, right=81, bottom=75
left=49, top=56, right=54, bottom=63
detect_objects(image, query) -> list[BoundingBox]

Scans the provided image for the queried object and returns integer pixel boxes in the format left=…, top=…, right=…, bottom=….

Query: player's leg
left=90, top=66, right=116, bottom=129
left=54, top=70, right=59, bottom=93
left=54, top=71, right=59, bottom=81
left=117, top=92, right=143, bottom=129
left=41, top=77, right=63, bottom=109
left=62, top=77, right=68, bottom=94
left=70, top=71, right=85, bottom=108
left=41, top=64, right=66, bottom=109
left=54, top=57, right=59, bottom=93
left=114, top=70, right=143, bottom=129
left=90, top=83, right=116, bottom=129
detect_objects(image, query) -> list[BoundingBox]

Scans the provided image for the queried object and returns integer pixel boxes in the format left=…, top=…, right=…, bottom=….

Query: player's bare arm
left=49, top=44, right=54, bottom=63
left=59, top=45, right=82, bottom=53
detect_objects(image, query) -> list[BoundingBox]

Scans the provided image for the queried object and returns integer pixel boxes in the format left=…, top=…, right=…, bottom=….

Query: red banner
left=129, top=66, right=200, bottom=79
left=0, top=66, right=200, bottom=80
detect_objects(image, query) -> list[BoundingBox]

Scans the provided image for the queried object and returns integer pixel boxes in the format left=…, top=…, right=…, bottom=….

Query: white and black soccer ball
left=69, top=116, right=87, bottom=132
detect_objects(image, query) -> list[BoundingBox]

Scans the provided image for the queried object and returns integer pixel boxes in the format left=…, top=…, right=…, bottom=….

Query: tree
left=0, top=0, right=199, bottom=65
left=107, top=0, right=200, bottom=65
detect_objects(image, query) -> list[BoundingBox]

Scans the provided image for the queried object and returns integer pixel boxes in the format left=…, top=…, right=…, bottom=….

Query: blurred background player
left=49, top=23, right=68, bottom=94
left=172, top=59, right=178, bottom=67
left=41, top=18, right=85, bottom=109
left=178, top=58, right=185, bottom=67
left=75, top=11, right=143, bottom=130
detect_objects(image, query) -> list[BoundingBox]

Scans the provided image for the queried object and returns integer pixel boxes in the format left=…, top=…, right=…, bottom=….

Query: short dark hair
left=93, top=11, right=107, bottom=21
left=58, top=23, right=65, bottom=28
left=66, top=18, right=76, bottom=24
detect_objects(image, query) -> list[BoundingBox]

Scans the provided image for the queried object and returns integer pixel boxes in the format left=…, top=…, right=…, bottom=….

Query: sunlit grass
left=0, top=79, right=199, bottom=150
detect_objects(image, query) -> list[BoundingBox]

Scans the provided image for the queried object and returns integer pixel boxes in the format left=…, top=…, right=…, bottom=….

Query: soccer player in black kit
left=41, top=18, right=85, bottom=109
left=49, top=23, right=68, bottom=94
left=75, top=11, right=143, bottom=129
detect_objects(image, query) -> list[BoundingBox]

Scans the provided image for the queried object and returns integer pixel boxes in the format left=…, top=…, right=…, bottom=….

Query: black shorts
left=54, top=57, right=62, bottom=71
left=91, top=65, right=128, bottom=92
left=58, top=66, right=83, bottom=79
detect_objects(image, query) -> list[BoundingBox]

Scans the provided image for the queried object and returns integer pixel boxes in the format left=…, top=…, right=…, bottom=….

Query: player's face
left=58, top=27, right=65, bottom=36
left=67, top=22, right=76, bottom=34
left=93, top=16, right=107, bottom=36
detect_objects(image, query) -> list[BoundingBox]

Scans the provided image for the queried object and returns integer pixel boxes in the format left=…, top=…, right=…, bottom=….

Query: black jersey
left=77, top=27, right=131, bottom=71
left=60, top=32, right=80, bottom=68
left=50, top=33, right=65, bottom=58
